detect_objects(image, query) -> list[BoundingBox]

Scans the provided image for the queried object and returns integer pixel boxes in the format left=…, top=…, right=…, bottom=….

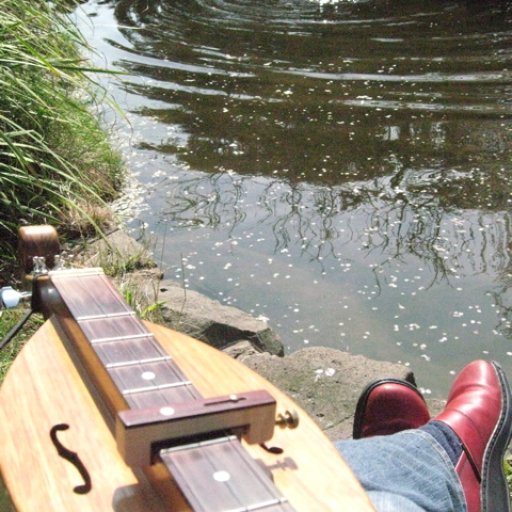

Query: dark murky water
left=76, top=0, right=512, bottom=396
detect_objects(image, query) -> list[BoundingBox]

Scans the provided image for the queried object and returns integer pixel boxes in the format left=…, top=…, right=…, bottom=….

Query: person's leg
left=338, top=360, right=512, bottom=512
left=336, top=429, right=466, bottom=512
left=353, top=378, right=430, bottom=438
left=432, top=360, right=512, bottom=512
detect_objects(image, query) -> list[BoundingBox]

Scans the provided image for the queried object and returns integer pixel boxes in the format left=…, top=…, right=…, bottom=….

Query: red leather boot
left=434, top=360, right=512, bottom=512
left=353, top=378, right=430, bottom=439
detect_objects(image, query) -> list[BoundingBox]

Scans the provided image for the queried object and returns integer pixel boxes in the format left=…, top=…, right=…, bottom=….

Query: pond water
left=76, top=0, right=512, bottom=396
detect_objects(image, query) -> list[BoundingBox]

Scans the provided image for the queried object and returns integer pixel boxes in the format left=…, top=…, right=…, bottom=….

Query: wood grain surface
left=0, top=317, right=374, bottom=511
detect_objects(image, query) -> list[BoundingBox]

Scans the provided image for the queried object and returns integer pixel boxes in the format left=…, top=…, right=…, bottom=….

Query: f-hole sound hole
left=50, top=424, right=92, bottom=494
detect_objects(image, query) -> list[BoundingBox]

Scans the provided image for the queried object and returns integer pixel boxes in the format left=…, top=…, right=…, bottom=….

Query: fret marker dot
left=141, top=371, right=156, bottom=381
left=213, top=470, right=231, bottom=482
left=159, top=406, right=175, bottom=416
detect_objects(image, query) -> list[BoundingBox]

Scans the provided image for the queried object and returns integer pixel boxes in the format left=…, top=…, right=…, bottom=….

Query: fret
left=228, top=499, right=292, bottom=512
left=124, top=384, right=199, bottom=410
left=79, top=317, right=165, bottom=369
left=165, top=435, right=236, bottom=453
left=109, top=358, right=190, bottom=390
left=50, top=268, right=103, bottom=278
left=77, top=311, right=135, bottom=321
left=91, top=332, right=155, bottom=344
left=107, top=353, right=200, bottom=407
left=78, top=315, right=149, bottom=341
left=122, top=381, right=193, bottom=396
left=51, top=272, right=133, bottom=319
left=93, top=338, right=167, bottom=367
left=110, top=359, right=201, bottom=407
left=159, top=436, right=295, bottom=512
left=106, top=355, right=172, bottom=369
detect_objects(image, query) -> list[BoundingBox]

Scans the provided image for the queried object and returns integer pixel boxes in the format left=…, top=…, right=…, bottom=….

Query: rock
left=157, top=280, right=284, bottom=355
left=232, top=346, right=416, bottom=441
left=72, top=228, right=284, bottom=354
left=75, top=228, right=156, bottom=272
left=223, top=340, right=261, bottom=359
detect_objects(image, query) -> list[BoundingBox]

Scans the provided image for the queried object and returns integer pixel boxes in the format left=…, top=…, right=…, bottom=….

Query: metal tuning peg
left=0, top=286, right=34, bottom=349
left=275, top=410, right=299, bottom=430
left=32, top=256, right=48, bottom=276
left=0, top=286, right=31, bottom=310
left=53, top=254, right=66, bottom=271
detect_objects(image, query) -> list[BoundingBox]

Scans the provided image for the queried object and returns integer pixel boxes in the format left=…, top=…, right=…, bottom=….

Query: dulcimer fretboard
left=46, top=268, right=295, bottom=512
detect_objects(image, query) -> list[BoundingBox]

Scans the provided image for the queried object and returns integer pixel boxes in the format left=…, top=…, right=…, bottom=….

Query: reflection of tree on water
left=262, top=183, right=340, bottom=262
left=161, top=158, right=512, bottom=278
left=162, top=172, right=246, bottom=238
left=159, top=162, right=512, bottom=347
left=113, top=0, right=512, bottom=192
left=491, top=281, right=512, bottom=340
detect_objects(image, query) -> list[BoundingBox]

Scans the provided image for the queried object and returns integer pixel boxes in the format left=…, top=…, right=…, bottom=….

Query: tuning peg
left=53, top=254, right=66, bottom=271
left=275, top=410, right=299, bottom=430
left=0, top=287, right=31, bottom=309
left=32, top=256, right=48, bottom=275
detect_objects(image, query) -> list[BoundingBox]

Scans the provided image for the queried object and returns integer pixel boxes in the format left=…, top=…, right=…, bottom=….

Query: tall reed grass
left=0, top=0, right=123, bottom=280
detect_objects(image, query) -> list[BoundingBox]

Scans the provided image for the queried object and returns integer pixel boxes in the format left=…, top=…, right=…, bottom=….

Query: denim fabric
left=420, top=420, right=463, bottom=466
left=335, top=430, right=466, bottom=512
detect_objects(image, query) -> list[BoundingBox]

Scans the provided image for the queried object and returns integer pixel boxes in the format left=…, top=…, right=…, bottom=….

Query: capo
left=116, top=390, right=276, bottom=467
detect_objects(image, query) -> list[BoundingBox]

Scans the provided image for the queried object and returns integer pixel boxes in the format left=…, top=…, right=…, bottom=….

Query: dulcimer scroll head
left=18, top=225, right=60, bottom=276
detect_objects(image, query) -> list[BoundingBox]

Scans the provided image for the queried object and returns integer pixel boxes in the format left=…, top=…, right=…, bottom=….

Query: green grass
left=0, top=1, right=124, bottom=506
left=0, top=308, right=41, bottom=383
left=0, top=0, right=123, bottom=283
left=0, top=308, right=40, bottom=511
left=0, top=482, right=14, bottom=512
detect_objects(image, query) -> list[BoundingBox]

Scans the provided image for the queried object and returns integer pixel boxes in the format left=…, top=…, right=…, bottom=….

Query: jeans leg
left=335, top=430, right=466, bottom=512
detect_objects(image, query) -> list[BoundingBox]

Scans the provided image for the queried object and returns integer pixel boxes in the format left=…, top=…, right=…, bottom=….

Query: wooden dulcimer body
left=0, top=226, right=374, bottom=511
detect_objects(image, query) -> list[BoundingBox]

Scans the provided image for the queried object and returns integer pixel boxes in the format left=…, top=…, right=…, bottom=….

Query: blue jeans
left=335, top=430, right=466, bottom=512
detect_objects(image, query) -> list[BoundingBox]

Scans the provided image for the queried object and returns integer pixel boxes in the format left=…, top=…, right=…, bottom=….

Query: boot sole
left=482, top=361, right=512, bottom=512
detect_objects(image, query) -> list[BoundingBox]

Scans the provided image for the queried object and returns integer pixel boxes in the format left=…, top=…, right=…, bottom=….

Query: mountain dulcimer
left=0, top=225, right=374, bottom=511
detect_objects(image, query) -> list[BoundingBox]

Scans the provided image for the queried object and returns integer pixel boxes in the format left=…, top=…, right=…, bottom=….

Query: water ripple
left=108, top=0, right=512, bottom=119
left=78, top=0, right=512, bottom=393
